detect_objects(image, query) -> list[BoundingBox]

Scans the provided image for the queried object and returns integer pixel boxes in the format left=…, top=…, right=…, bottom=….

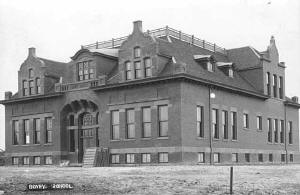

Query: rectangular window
left=256, top=116, right=262, bottom=130
left=281, top=154, right=286, bottom=162
left=144, top=58, right=152, bottom=77
left=45, top=156, right=53, bottom=165
left=267, top=118, right=272, bottom=142
left=134, top=61, right=142, bottom=79
left=273, top=74, right=277, bottom=97
left=142, top=107, right=151, bottom=138
left=258, top=153, right=263, bottom=162
left=46, top=117, right=53, bottom=143
left=24, top=119, right=30, bottom=144
left=111, top=111, right=120, bottom=140
left=212, top=109, right=219, bottom=139
left=207, top=62, right=213, bottom=72
left=29, top=68, right=34, bottom=78
left=243, top=113, right=249, bottom=128
left=12, top=157, right=19, bottom=165
left=280, top=120, right=284, bottom=143
left=290, top=154, right=294, bottom=162
left=266, top=72, right=271, bottom=95
left=142, top=153, right=151, bottom=163
left=279, top=76, right=283, bottom=99
left=232, top=153, right=238, bottom=163
left=111, top=154, right=120, bottom=164
left=158, top=105, right=168, bottom=137
left=125, top=61, right=132, bottom=80
left=78, top=61, right=93, bottom=81
left=213, top=153, right=220, bottom=163
left=126, top=154, right=135, bottom=164
left=126, top=109, right=135, bottom=139
left=274, top=119, right=278, bottom=143
left=245, top=153, right=250, bottom=162
left=158, top=153, right=168, bottom=163
left=12, top=120, right=19, bottom=145
left=134, top=47, right=141, bottom=58
left=36, top=78, right=41, bottom=94
left=198, top=152, right=205, bottom=163
left=34, top=156, right=40, bottom=165
left=222, top=110, right=228, bottom=139
left=33, top=118, right=40, bottom=144
left=197, top=106, right=204, bottom=138
left=23, top=157, right=29, bottom=165
left=231, top=111, right=237, bottom=140
left=29, top=80, right=34, bottom=95
left=23, top=80, right=28, bottom=96
left=269, top=154, right=273, bottom=162
left=288, top=121, right=293, bottom=144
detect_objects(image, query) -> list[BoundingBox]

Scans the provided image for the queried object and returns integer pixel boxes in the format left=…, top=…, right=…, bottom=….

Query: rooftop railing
left=81, top=26, right=227, bottom=55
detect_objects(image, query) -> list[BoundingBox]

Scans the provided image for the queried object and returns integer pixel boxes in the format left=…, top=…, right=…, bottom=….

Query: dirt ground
left=0, top=164, right=300, bottom=194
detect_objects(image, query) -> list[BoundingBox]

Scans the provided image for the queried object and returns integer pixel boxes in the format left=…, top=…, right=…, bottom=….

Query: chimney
left=28, top=47, right=36, bottom=58
left=133, top=20, right=143, bottom=33
left=292, top=96, right=298, bottom=103
left=5, top=91, right=12, bottom=100
left=270, top=35, right=275, bottom=45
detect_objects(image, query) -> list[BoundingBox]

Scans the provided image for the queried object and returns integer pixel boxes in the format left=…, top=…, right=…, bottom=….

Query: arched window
left=23, top=80, right=28, bottom=96
left=29, top=68, right=34, bottom=78
left=69, top=115, right=75, bottom=126
left=96, top=112, right=99, bottom=124
left=134, top=47, right=141, bottom=58
left=36, top=78, right=41, bottom=94
left=82, top=113, right=93, bottom=126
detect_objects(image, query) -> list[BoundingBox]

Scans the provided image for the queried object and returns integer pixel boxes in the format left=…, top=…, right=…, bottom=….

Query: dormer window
left=194, top=55, right=215, bottom=72
left=29, top=68, right=34, bottom=78
left=207, top=62, right=213, bottom=72
left=78, top=61, right=94, bottom=81
left=228, top=68, right=234, bottom=78
left=134, top=47, right=141, bottom=58
left=216, top=62, right=234, bottom=78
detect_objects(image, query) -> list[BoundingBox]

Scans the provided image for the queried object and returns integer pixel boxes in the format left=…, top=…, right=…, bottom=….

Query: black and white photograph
left=0, top=0, right=300, bottom=194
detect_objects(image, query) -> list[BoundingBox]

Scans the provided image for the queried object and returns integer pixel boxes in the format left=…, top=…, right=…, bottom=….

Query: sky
left=0, top=0, right=299, bottom=150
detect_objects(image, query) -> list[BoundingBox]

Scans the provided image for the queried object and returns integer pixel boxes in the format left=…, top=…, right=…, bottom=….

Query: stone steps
left=83, top=147, right=97, bottom=167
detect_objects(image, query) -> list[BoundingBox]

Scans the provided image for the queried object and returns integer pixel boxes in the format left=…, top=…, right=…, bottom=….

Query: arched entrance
left=61, top=99, right=99, bottom=163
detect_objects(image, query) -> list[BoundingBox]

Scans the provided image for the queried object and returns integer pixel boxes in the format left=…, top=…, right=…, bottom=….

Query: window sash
left=222, top=111, right=228, bottom=139
left=142, top=153, right=151, bottom=163
left=212, top=109, right=219, bottom=139
left=159, top=153, right=168, bottom=163
left=198, top=153, right=205, bottom=163
left=257, top=116, right=262, bottom=130
left=231, top=112, right=237, bottom=140
left=134, top=47, right=141, bottom=58
left=126, top=154, right=135, bottom=163
left=134, top=61, right=142, bottom=79
left=34, top=157, right=41, bottom=165
left=159, top=106, right=168, bottom=137
left=111, top=154, right=120, bottom=164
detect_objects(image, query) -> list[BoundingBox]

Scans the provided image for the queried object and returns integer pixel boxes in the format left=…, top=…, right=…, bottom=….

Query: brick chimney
left=28, top=47, right=36, bottom=58
left=133, top=20, right=143, bottom=33
left=5, top=91, right=12, bottom=100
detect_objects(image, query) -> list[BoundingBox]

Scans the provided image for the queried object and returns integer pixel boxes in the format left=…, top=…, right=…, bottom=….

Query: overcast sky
left=0, top=0, right=299, bottom=149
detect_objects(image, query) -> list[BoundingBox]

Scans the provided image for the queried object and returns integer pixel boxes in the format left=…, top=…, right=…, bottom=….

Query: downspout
left=209, top=86, right=213, bottom=165
left=284, top=105, right=288, bottom=164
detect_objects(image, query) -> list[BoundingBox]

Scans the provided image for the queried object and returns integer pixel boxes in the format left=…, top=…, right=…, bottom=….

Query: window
left=273, top=74, right=277, bottom=97
left=245, top=153, right=250, bottom=163
left=222, top=110, right=228, bottom=139
left=134, top=61, right=142, bottom=79
left=126, top=154, right=135, bottom=164
left=269, top=154, right=273, bottom=162
left=126, top=109, right=135, bottom=139
left=23, top=80, right=28, bottom=96
left=29, top=80, right=34, bottom=95
left=197, top=106, right=204, bottom=138
left=158, top=105, right=168, bottom=137
left=36, top=78, right=41, bottom=94
left=12, top=157, right=19, bottom=165
left=24, top=119, right=30, bottom=144
left=266, top=72, right=271, bottom=95
left=207, top=61, right=213, bottom=72
left=280, top=120, right=284, bottom=143
left=111, top=111, right=120, bottom=140
left=134, top=47, right=141, bottom=58
left=267, top=118, right=272, bottom=142
left=258, top=153, right=263, bottom=162
left=125, top=61, right=132, bottom=80
left=82, top=113, right=93, bottom=126
left=23, top=157, right=29, bottom=165
left=144, top=58, right=152, bottom=77
left=198, top=152, right=205, bottom=163
left=142, top=107, right=151, bottom=138
left=281, top=154, right=285, bottom=162
left=45, top=156, right=53, bottom=165
left=243, top=113, right=249, bottom=129
left=33, top=118, right=40, bottom=144
left=232, top=153, right=238, bottom=163
left=228, top=68, right=233, bottom=78
left=69, top=115, right=75, bottom=126
left=256, top=116, right=262, bottom=130
left=142, top=153, right=151, bottom=163
left=159, top=153, right=168, bottom=163
left=288, top=121, right=293, bottom=144
left=274, top=119, right=278, bottom=143
left=279, top=76, right=283, bottom=99
left=111, top=154, right=120, bottom=164
left=290, top=154, right=294, bottom=162
left=12, top=120, right=19, bottom=145
left=29, top=68, right=34, bottom=78
left=212, top=109, right=219, bottom=139
left=34, top=156, right=40, bottom=165
left=78, top=61, right=93, bottom=81
left=231, top=112, right=237, bottom=140
left=213, top=153, right=220, bottom=163
left=46, top=117, right=53, bottom=143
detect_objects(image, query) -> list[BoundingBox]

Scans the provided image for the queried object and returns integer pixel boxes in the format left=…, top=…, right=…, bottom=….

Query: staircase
left=83, top=147, right=97, bottom=167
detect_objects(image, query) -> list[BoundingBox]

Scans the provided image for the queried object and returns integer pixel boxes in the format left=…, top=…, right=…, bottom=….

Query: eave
left=0, top=93, right=63, bottom=105
left=284, top=101, right=300, bottom=108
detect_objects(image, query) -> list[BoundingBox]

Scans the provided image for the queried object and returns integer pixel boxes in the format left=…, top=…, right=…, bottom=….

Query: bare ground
left=0, top=165, right=300, bottom=194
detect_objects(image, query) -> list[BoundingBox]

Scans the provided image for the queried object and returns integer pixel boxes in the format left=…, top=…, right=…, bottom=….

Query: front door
left=78, top=128, right=96, bottom=163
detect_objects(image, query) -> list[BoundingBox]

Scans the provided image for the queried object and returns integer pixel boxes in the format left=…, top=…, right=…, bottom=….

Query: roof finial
left=270, top=35, right=275, bottom=45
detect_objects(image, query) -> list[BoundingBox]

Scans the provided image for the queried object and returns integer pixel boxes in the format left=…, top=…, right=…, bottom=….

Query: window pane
left=159, top=121, right=168, bottom=136
left=143, top=123, right=151, bottom=137
left=112, top=111, right=119, bottom=124
left=126, top=109, right=135, bottom=123
left=159, top=106, right=168, bottom=121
